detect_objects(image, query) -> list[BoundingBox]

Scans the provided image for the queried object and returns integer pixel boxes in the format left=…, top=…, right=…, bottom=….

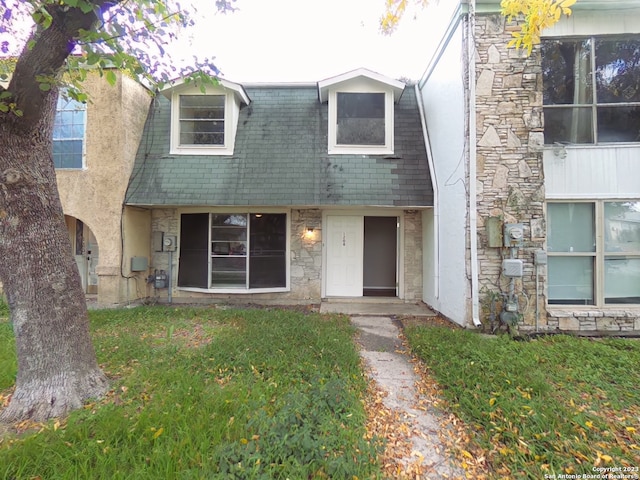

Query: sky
left=171, top=0, right=441, bottom=83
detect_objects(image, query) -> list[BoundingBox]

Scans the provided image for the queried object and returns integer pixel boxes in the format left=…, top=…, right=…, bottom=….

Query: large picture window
left=542, top=36, right=640, bottom=144
left=178, top=213, right=287, bottom=290
left=547, top=201, right=640, bottom=306
left=53, top=95, right=86, bottom=169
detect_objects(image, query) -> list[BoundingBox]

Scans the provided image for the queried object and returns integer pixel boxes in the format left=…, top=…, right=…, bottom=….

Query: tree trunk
left=0, top=91, right=108, bottom=423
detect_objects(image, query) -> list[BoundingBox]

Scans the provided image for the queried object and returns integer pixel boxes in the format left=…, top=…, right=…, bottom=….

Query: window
left=53, top=95, right=86, bottom=169
left=327, top=90, right=394, bottom=154
left=178, top=213, right=287, bottom=291
left=337, top=93, right=385, bottom=145
left=165, top=79, right=249, bottom=156
left=179, top=95, right=225, bottom=146
left=542, top=36, right=640, bottom=144
left=547, top=201, right=640, bottom=306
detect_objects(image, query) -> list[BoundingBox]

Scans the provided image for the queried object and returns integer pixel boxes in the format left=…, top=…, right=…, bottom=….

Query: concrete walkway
left=352, top=315, right=464, bottom=479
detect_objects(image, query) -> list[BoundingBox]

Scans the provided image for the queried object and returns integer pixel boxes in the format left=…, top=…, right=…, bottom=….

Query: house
left=124, top=69, right=433, bottom=305
left=418, top=0, right=640, bottom=332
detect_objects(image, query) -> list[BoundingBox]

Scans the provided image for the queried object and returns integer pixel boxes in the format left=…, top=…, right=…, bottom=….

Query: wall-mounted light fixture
left=304, top=227, right=315, bottom=239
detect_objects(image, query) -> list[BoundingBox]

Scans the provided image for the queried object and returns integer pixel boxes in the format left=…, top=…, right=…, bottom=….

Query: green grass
left=405, top=327, right=640, bottom=479
left=0, top=306, right=381, bottom=479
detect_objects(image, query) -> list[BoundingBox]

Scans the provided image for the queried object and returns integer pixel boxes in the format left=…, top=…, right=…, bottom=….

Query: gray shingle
left=126, top=86, right=433, bottom=207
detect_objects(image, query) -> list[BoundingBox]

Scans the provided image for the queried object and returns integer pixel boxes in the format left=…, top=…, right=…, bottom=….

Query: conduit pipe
left=467, top=0, right=482, bottom=327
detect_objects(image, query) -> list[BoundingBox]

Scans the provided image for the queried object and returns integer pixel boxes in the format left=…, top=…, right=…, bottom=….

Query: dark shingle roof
left=125, top=85, right=433, bottom=207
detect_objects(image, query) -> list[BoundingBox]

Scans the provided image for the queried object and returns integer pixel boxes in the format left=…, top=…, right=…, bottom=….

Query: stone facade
left=472, top=15, right=547, bottom=330
left=403, top=210, right=423, bottom=301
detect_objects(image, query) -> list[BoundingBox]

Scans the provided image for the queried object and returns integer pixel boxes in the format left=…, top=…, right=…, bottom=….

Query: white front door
left=325, top=215, right=363, bottom=297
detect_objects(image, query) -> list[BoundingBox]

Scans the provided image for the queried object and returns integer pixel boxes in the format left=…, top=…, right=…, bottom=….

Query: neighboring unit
left=419, top=0, right=640, bottom=332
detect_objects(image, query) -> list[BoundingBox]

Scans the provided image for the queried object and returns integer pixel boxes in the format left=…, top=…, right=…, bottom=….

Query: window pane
left=179, top=95, right=225, bottom=146
left=548, top=256, right=594, bottom=305
left=542, top=39, right=593, bottom=105
left=544, top=107, right=594, bottom=144
left=336, top=92, right=385, bottom=145
left=53, top=140, right=83, bottom=168
left=605, top=257, right=640, bottom=304
left=211, top=257, right=246, bottom=287
left=605, top=202, right=640, bottom=252
left=178, top=213, right=209, bottom=288
left=249, top=214, right=286, bottom=288
left=595, top=39, right=640, bottom=104
left=597, top=106, right=640, bottom=142
left=180, top=95, right=225, bottom=118
left=548, top=203, right=595, bottom=252
left=212, top=214, right=246, bottom=227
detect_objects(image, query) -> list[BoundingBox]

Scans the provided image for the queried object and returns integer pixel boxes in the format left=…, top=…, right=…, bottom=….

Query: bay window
left=548, top=201, right=640, bottom=306
left=178, top=213, right=287, bottom=291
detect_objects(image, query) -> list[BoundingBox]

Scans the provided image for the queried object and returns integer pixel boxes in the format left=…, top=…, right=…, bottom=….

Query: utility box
left=486, top=217, right=503, bottom=248
left=502, top=259, right=523, bottom=277
left=130, top=256, right=148, bottom=272
left=163, top=234, right=177, bottom=252
left=154, top=270, right=168, bottom=289
left=534, top=250, right=547, bottom=265
left=503, top=223, right=524, bottom=247
left=152, top=231, right=164, bottom=252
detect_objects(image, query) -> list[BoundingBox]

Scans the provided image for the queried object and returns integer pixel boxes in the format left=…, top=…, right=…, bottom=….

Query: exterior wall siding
left=418, top=22, right=469, bottom=326
left=473, top=14, right=547, bottom=330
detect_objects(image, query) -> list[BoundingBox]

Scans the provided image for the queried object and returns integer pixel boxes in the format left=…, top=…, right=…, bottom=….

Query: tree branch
left=6, top=0, right=119, bottom=127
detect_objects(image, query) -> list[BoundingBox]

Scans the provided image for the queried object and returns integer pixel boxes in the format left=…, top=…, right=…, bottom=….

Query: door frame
left=322, top=209, right=404, bottom=299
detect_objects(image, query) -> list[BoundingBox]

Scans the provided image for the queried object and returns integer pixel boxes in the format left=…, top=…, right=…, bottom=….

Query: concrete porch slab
left=320, top=299, right=436, bottom=317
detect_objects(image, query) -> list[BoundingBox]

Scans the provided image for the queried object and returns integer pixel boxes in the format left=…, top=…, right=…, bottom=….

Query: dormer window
left=179, top=95, right=225, bottom=146
left=318, top=68, right=405, bottom=155
left=337, top=92, right=385, bottom=145
left=163, top=78, right=250, bottom=156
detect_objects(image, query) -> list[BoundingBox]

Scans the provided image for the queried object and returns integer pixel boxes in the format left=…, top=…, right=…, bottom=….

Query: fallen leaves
left=361, top=330, right=491, bottom=480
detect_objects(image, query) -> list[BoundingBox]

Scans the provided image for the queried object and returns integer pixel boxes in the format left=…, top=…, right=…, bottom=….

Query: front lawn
left=0, top=306, right=381, bottom=479
left=405, top=326, right=640, bottom=479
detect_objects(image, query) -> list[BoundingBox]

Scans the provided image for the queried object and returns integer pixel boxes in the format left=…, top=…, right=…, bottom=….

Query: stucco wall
left=56, top=71, right=152, bottom=305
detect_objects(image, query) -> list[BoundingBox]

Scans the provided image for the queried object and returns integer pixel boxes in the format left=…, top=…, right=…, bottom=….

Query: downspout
left=415, top=84, right=439, bottom=300
left=467, top=0, right=482, bottom=327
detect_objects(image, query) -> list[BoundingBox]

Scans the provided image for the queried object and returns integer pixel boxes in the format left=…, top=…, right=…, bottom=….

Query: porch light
left=304, top=227, right=315, bottom=239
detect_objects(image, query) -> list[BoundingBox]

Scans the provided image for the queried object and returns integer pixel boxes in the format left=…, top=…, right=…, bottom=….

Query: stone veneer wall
left=403, top=211, right=423, bottom=301
left=473, top=14, right=547, bottom=330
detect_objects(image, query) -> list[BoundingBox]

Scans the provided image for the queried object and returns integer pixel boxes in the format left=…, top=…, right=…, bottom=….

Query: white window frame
left=327, top=86, right=395, bottom=155
left=547, top=200, right=640, bottom=307
left=53, top=95, right=86, bottom=170
left=170, top=88, right=236, bottom=156
left=177, top=209, right=291, bottom=294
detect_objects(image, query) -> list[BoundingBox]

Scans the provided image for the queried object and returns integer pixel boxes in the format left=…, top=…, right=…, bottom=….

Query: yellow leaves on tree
left=380, top=0, right=429, bottom=35
left=501, top=0, right=577, bottom=54
left=380, top=0, right=578, bottom=55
